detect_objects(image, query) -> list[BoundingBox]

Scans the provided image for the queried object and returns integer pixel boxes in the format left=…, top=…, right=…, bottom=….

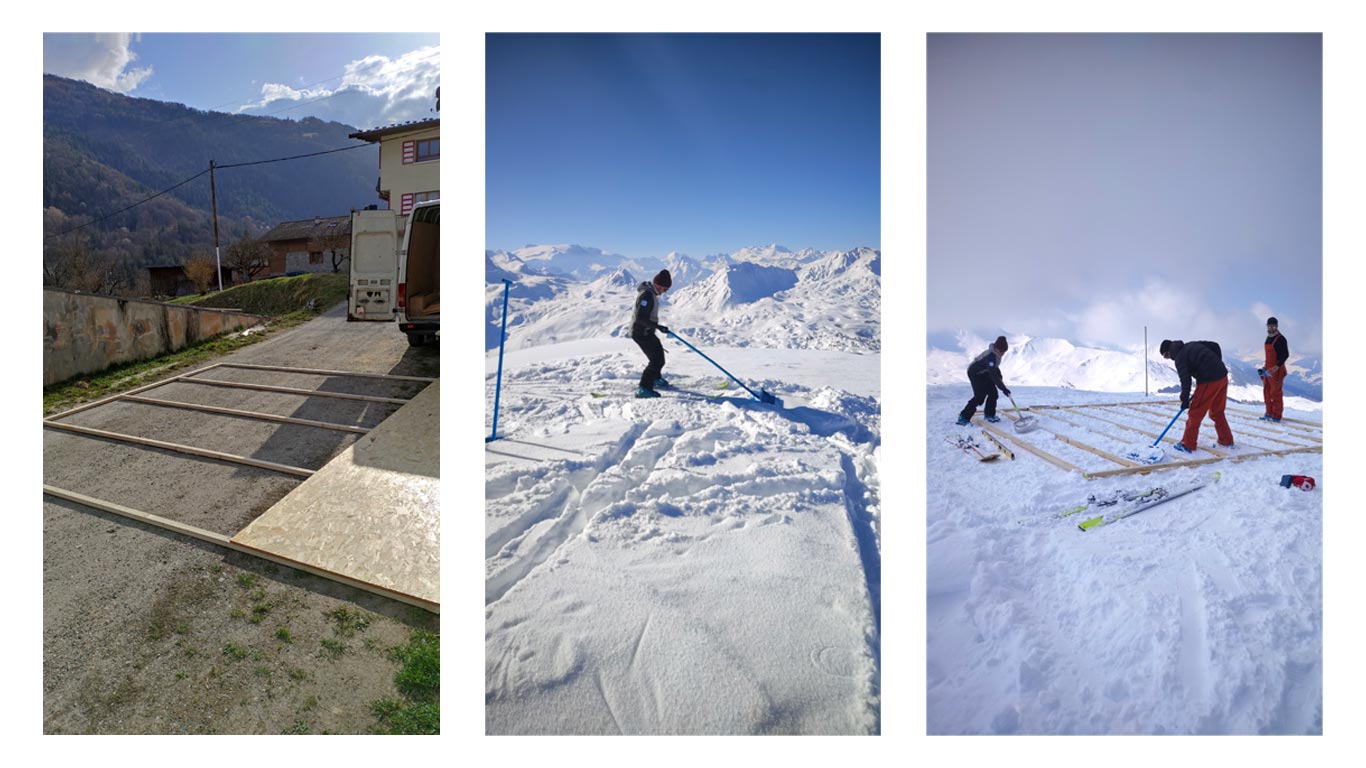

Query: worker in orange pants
left=1160, top=339, right=1235, bottom=453
left=1261, top=316, right=1289, bottom=422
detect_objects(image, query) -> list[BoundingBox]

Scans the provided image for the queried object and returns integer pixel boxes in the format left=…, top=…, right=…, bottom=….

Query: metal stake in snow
left=666, top=330, right=781, bottom=406
left=486, top=278, right=513, bottom=443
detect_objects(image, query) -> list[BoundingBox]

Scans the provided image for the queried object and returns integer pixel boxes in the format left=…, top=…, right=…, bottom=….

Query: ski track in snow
left=485, top=345, right=881, bottom=734
left=926, top=384, right=1322, bottom=735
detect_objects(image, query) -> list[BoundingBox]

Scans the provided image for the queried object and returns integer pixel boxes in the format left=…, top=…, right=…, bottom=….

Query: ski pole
left=486, top=278, right=513, bottom=443
left=1151, top=407, right=1186, bottom=447
left=665, top=330, right=777, bottom=404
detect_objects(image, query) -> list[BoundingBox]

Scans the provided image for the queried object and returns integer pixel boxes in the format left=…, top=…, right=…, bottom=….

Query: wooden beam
left=977, top=418, right=1083, bottom=473
left=218, top=362, right=437, bottom=383
left=1085, top=444, right=1322, bottom=479
left=45, top=363, right=222, bottom=422
left=120, top=394, right=371, bottom=434
left=43, top=421, right=315, bottom=478
left=1051, top=432, right=1141, bottom=467
left=43, top=485, right=437, bottom=614
left=1061, top=407, right=1227, bottom=458
left=1223, top=409, right=1322, bottom=440
left=1029, top=399, right=1180, bottom=411
left=181, top=377, right=410, bottom=405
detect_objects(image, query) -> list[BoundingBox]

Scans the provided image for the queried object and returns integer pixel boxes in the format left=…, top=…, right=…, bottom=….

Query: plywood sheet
left=231, top=380, right=439, bottom=610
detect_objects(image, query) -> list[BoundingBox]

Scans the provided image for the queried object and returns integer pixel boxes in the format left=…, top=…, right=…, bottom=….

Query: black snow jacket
left=1169, top=340, right=1227, bottom=406
left=966, top=347, right=1007, bottom=392
left=632, top=282, right=662, bottom=337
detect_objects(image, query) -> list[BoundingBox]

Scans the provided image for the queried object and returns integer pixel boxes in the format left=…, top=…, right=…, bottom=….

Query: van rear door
left=348, top=209, right=400, bottom=321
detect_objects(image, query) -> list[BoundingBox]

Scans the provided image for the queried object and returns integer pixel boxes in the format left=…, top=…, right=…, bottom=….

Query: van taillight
left=397, top=283, right=406, bottom=308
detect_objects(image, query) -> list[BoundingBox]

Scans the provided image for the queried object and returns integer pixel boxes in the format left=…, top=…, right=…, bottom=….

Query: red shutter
left=402, top=140, right=416, bottom=164
left=401, top=193, right=415, bottom=215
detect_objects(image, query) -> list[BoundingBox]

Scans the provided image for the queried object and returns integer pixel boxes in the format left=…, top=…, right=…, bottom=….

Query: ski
left=947, top=434, right=1001, bottom=462
left=980, top=430, right=1015, bottom=460
left=1077, top=472, right=1221, bottom=531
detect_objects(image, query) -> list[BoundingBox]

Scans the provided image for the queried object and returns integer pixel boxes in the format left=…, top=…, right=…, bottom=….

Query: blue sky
left=486, top=33, right=880, bottom=259
left=43, top=33, right=439, bottom=129
left=929, top=34, right=1322, bottom=358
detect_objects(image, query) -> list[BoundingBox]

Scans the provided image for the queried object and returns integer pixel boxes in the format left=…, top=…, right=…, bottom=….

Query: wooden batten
left=43, top=421, right=316, bottom=477
left=977, top=418, right=1082, bottom=473
left=43, top=485, right=437, bottom=614
left=46, top=363, right=223, bottom=422
left=1051, top=432, right=1140, bottom=467
left=218, top=362, right=437, bottom=383
left=1086, top=444, right=1322, bottom=479
left=181, top=377, right=411, bottom=405
left=119, top=394, right=371, bottom=434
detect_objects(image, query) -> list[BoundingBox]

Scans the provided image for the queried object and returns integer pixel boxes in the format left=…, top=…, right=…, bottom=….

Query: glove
left=656, top=325, right=670, bottom=334
left=1002, top=387, right=1011, bottom=397
left=1258, top=368, right=1269, bottom=380
left=1180, top=399, right=1190, bottom=410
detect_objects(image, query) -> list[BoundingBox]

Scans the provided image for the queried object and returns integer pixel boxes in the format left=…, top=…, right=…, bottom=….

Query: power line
left=50, top=167, right=211, bottom=238
left=49, top=141, right=377, bottom=238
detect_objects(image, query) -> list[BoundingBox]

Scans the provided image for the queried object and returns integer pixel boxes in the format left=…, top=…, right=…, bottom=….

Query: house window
left=401, top=191, right=440, bottom=215
left=309, top=252, right=324, bottom=265
left=416, top=138, right=439, bottom=162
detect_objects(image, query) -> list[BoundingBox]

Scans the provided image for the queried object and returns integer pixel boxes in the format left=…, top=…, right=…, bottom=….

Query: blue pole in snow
left=665, top=330, right=777, bottom=405
left=486, top=278, right=513, bottom=443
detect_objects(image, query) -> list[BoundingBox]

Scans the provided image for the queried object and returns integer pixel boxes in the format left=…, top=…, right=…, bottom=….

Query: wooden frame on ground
left=979, top=399, right=1321, bottom=479
left=43, top=362, right=440, bottom=612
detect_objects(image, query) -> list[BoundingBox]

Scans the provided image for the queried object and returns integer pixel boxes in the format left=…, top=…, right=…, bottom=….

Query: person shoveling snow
left=957, top=336, right=1013, bottom=426
left=631, top=269, right=673, bottom=398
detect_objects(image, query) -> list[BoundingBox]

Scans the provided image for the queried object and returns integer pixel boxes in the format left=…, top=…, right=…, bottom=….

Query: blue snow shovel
left=1124, top=406, right=1185, bottom=464
left=665, top=330, right=782, bottom=407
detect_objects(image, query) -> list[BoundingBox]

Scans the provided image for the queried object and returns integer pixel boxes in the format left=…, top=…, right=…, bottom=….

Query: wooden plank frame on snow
left=1001, top=410, right=1140, bottom=467
left=42, top=485, right=439, bottom=614
left=43, top=363, right=441, bottom=613
left=988, top=400, right=1321, bottom=479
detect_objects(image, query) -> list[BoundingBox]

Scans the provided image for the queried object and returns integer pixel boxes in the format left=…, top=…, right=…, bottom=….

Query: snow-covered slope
left=929, top=333, right=1321, bottom=405
left=487, top=244, right=881, bottom=353
left=927, top=383, right=1322, bottom=734
left=485, top=341, right=881, bottom=734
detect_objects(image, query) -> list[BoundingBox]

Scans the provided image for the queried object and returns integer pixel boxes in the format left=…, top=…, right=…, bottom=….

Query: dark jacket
left=1265, top=334, right=1289, bottom=367
left=966, top=347, right=1007, bottom=392
left=632, top=282, right=661, bottom=336
left=1170, top=340, right=1227, bottom=405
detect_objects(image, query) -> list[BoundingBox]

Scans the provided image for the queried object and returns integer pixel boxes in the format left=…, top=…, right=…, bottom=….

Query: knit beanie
left=993, top=336, right=1008, bottom=353
left=654, top=269, right=672, bottom=289
left=1266, top=316, right=1278, bottom=327
left=1160, top=339, right=1174, bottom=357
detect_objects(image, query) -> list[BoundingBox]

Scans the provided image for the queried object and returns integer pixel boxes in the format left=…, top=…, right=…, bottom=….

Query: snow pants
left=1263, top=367, right=1286, bottom=419
left=633, top=332, right=665, bottom=389
left=1181, top=376, right=1234, bottom=451
left=959, top=373, right=999, bottom=420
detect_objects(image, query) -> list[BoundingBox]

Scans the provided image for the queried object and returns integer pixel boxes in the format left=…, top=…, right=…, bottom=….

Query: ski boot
left=635, top=386, right=660, bottom=399
left=955, top=415, right=970, bottom=426
left=984, top=415, right=1001, bottom=423
left=654, top=377, right=671, bottom=389
left=1172, top=442, right=1194, bottom=454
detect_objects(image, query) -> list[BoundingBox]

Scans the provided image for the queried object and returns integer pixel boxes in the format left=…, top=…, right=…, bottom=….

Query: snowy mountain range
left=928, top=331, right=1322, bottom=403
left=486, top=243, right=881, bottom=353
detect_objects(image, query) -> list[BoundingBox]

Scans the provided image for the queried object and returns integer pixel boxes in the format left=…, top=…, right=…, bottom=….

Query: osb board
left=231, top=380, right=439, bottom=610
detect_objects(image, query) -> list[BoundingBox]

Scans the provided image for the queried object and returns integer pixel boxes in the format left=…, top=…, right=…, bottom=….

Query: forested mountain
left=43, top=75, right=380, bottom=290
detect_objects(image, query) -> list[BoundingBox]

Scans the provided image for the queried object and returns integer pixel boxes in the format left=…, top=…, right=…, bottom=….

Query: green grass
left=325, top=607, right=372, bottom=638
left=275, top=627, right=294, bottom=644
left=371, top=629, right=439, bottom=735
left=222, top=643, right=248, bottom=662
left=319, top=638, right=347, bottom=659
left=43, top=273, right=347, bottom=415
left=170, top=273, right=348, bottom=316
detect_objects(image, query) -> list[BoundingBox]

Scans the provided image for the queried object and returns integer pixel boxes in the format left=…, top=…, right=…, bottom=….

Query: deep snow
left=484, top=243, right=881, bottom=734
left=926, top=383, right=1322, bottom=734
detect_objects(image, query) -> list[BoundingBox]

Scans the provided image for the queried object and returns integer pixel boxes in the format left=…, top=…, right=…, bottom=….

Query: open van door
left=348, top=209, right=401, bottom=321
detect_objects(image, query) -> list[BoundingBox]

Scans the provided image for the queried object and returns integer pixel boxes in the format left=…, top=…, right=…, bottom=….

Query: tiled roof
left=348, top=117, right=440, bottom=142
left=260, top=215, right=352, bottom=243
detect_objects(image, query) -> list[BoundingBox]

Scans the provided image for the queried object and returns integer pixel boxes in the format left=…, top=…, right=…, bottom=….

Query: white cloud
left=237, top=46, right=440, bottom=128
left=44, top=33, right=153, bottom=93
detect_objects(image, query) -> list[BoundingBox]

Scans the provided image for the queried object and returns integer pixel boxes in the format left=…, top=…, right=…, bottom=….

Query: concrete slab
left=231, top=380, right=439, bottom=611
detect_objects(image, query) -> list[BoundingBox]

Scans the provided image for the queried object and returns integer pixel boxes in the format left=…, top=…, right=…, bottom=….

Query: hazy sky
left=43, top=33, right=440, bottom=130
left=928, top=34, right=1322, bottom=358
left=486, top=33, right=880, bottom=259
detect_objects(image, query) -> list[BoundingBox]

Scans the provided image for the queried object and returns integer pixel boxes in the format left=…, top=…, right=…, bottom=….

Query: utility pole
left=1144, top=326, right=1148, bottom=397
left=210, top=159, right=222, bottom=293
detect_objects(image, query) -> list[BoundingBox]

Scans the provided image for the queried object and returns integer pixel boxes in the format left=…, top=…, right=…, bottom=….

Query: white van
left=348, top=201, right=439, bottom=346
